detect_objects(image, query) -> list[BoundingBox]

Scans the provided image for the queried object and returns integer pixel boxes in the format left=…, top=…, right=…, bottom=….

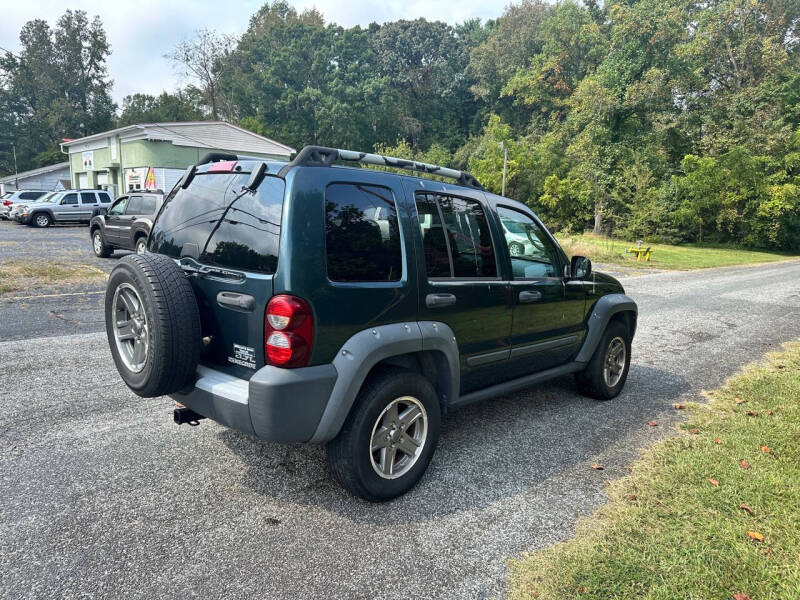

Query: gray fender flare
left=32, top=209, right=55, bottom=222
left=575, top=293, right=638, bottom=364
left=309, top=321, right=459, bottom=444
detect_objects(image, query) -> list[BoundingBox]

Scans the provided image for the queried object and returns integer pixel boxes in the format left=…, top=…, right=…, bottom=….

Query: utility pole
left=499, top=142, right=508, bottom=196
left=13, top=144, right=18, bottom=190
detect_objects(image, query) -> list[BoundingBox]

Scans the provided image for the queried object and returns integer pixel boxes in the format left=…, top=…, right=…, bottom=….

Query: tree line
left=2, top=1, right=799, bottom=249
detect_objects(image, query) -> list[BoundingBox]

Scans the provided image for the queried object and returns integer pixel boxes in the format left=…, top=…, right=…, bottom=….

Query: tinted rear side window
left=80, top=193, right=97, bottom=205
left=126, top=196, right=143, bottom=214
left=62, top=193, right=78, bottom=205
left=97, top=192, right=111, bottom=203
left=149, top=172, right=284, bottom=274
left=325, top=183, right=402, bottom=282
left=140, top=196, right=157, bottom=214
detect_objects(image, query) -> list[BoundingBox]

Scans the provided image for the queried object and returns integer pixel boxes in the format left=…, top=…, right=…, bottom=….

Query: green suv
left=105, top=146, right=637, bottom=501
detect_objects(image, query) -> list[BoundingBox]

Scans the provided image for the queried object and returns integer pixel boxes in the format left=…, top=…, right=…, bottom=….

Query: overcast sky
left=0, top=1, right=510, bottom=106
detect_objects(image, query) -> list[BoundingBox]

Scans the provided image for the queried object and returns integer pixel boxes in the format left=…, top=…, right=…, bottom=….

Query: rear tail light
left=2, top=200, right=11, bottom=206
left=264, top=295, right=314, bottom=367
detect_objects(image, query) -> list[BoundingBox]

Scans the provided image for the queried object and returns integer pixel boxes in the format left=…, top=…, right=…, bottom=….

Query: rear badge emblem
left=228, top=343, right=256, bottom=369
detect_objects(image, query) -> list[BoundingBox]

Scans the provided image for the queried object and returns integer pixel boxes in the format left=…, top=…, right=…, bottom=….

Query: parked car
left=9, top=191, right=57, bottom=222
left=1, top=189, right=49, bottom=220
left=104, top=147, right=637, bottom=501
left=89, top=192, right=164, bottom=257
left=22, top=189, right=113, bottom=227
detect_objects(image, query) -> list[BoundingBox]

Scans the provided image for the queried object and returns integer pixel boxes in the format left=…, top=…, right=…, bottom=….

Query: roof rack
left=277, top=145, right=485, bottom=190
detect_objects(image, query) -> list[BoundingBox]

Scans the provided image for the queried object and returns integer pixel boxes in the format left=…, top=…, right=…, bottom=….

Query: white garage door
left=97, top=172, right=109, bottom=186
left=78, top=173, right=88, bottom=188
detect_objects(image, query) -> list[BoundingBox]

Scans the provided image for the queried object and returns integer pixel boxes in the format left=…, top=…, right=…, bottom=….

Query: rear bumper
left=170, top=363, right=338, bottom=443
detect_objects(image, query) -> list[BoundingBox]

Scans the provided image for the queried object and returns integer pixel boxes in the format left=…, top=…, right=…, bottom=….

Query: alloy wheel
left=603, top=336, right=626, bottom=387
left=112, top=283, right=149, bottom=373
left=369, top=396, right=428, bottom=479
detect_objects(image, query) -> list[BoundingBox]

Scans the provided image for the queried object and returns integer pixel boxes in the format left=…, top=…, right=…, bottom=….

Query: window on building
left=325, top=183, right=402, bottom=282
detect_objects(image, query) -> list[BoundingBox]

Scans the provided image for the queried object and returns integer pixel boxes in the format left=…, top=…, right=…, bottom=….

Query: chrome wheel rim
left=112, top=283, right=149, bottom=373
left=604, top=336, right=626, bottom=387
left=36, top=215, right=48, bottom=227
left=370, top=396, right=428, bottom=480
left=136, top=240, right=146, bottom=254
left=509, top=243, right=522, bottom=256
left=93, top=233, right=102, bottom=254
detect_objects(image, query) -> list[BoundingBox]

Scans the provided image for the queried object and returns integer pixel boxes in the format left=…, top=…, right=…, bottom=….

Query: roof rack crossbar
left=278, top=145, right=485, bottom=190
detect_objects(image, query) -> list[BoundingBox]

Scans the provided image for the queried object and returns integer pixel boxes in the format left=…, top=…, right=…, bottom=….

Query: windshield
left=40, top=193, right=61, bottom=204
left=32, top=192, right=56, bottom=203
left=1, top=192, right=12, bottom=199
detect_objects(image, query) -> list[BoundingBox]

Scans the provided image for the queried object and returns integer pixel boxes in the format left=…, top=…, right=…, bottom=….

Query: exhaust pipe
left=173, top=406, right=206, bottom=426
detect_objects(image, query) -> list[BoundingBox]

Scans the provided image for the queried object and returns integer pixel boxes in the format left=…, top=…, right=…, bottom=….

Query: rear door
left=407, top=182, right=512, bottom=395
left=79, top=192, right=98, bottom=220
left=149, top=167, right=284, bottom=380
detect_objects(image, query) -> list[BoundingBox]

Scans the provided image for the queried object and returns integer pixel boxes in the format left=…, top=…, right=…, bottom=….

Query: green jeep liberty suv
left=105, top=146, right=637, bottom=501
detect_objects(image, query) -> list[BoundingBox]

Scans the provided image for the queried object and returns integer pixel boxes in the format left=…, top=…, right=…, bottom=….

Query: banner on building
left=82, top=151, right=94, bottom=171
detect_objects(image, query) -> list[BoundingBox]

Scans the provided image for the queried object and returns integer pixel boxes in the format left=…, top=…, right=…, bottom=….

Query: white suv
left=1, top=190, right=48, bottom=220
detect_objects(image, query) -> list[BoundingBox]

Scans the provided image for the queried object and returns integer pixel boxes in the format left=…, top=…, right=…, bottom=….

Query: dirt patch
left=0, top=259, right=108, bottom=297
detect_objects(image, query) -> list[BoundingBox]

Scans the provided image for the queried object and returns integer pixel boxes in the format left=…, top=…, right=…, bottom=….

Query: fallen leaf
left=761, top=446, right=770, bottom=453
left=647, top=421, right=659, bottom=427
left=580, top=587, right=587, bottom=594
left=766, top=410, right=774, bottom=416
left=747, top=411, right=760, bottom=417
left=734, top=397, right=745, bottom=404
left=715, top=437, right=722, bottom=444
left=708, top=478, right=720, bottom=487
left=777, top=364, right=785, bottom=369
left=673, top=403, right=684, bottom=410
left=765, top=547, right=772, bottom=558
left=740, top=503, right=755, bottom=516
left=739, top=460, right=751, bottom=469
left=626, top=494, right=638, bottom=501
left=732, top=594, right=751, bottom=600
left=747, top=530, right=764, bottom=542
left=690, top=428, right=700, bottom=434
left=707, top=390, right=715, bottom=395
left=591, top=463, right=604, bottom=470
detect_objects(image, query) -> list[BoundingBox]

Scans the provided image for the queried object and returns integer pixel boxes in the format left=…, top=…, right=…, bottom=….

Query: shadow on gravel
left=219, top=363, right=689, bottom=522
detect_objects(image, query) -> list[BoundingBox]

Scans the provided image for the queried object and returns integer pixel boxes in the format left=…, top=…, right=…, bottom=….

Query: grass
left=0, top=259, right=107, bottom=296
left=556, top=233, right=798, bottom=270
left=508, top=342, right=800, bottom=600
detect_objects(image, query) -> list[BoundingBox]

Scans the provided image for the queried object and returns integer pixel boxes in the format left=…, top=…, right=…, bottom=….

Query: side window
left=325, top=183, right=402, bottom=282
left=97, top=192, right=111, bottom=204
left=140, top=196, right=157, bottom=214
left=80, top=192, right=97, bottom=205
left=415, top=193, right=497, bottom=279
left=109, top=197, right=128, bottom=215
left=416, top=194, right=452, bottom=278
left=126, top=196, right=143, bottom=214
left=20, top=192, right=41, bottom=200
left=61, top=193, right=78, bottom=205
left=497, top=206, right=560, bottom=279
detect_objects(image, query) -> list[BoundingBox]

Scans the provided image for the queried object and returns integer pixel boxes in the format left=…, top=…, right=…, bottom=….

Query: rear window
left=80, top=192, right=97, bottom=205
left=149, top=172, right=284, bottom=274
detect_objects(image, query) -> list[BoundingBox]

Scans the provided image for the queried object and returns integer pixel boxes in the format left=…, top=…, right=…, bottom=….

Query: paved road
left=2, top=260, right=799, bottom=599
left=0, top=221, right=123, bottom=341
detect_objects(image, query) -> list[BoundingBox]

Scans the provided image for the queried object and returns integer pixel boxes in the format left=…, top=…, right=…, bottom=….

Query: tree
left=119, top=89, right=205, bottom=125
left=167, top=28, right=236, bottom=120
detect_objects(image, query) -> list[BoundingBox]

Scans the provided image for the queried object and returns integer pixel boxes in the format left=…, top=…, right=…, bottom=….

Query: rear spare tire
left=105, top=253, right=201, bottom=397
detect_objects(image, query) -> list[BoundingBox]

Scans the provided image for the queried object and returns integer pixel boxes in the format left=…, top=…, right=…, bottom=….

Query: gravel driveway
left=2, top=260, right=799, bottom=599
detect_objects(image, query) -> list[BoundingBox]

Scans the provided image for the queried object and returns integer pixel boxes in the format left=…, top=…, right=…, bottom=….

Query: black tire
left=31, top=212, right=51, bottom=228
left=105, top=253, right=201, bottom=397
left=576, top=320, right=632, bottom=400
left=134, top=235, right=147, bottom=255
left=92, top=229, right=113, bottom=258
left=327, top=369, right=441, bottom=502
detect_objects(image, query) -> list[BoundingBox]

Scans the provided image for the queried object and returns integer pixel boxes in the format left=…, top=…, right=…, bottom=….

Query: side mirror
left=569, top=255, right=592, bottom=279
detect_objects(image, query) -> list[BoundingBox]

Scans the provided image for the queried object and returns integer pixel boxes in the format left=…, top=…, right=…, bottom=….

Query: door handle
left=518, top=290, right=542, bottom=303
left=426, top=293, right=456, bottom=308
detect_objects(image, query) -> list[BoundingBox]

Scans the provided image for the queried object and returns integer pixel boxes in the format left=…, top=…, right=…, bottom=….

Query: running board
left=454, top=362, right=584, bottom=407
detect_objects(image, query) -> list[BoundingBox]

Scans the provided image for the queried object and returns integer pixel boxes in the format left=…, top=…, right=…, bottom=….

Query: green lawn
left=556, top=234, right=798, bottom=270
left=508, top=342, right=800, bottom=600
